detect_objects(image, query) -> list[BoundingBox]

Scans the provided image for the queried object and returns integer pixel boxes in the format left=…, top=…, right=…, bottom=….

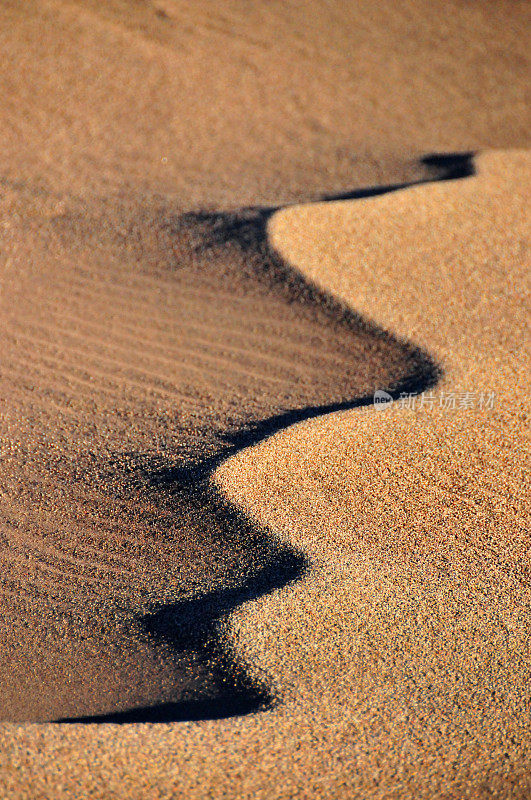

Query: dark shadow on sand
left=58, top=152, right=474, bottom=724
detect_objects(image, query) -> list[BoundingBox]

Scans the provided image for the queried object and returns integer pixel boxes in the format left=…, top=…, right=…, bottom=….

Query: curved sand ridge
left=1, top=151, right=528, bottom=797
left=3, top=157, right=469, bottom=724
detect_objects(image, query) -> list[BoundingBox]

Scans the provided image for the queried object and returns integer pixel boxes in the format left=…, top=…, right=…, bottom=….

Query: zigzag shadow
left=59, top=152, right=474, bottom=724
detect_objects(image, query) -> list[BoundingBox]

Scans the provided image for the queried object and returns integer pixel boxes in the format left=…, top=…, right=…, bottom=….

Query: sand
left=1, top=174, right=431, bottom=722
left=0, top=1, right=529, bottom=797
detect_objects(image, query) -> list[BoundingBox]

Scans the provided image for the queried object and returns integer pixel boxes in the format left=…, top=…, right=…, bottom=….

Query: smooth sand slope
left=0, top=0, right=529, bottom=797
left=1, top=0, right=529, bottom=205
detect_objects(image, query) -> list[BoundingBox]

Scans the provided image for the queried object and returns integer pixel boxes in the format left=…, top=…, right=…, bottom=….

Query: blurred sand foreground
left=0, top=1, right=529, bottom=798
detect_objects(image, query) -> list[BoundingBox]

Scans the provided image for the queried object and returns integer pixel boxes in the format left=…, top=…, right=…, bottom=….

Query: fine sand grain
left=0, top=0, right=529, bottom=797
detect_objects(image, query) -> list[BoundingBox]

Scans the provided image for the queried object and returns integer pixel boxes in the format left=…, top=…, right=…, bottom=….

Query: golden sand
left=0, top=0, right=529, bottom=797
left=2, top=151, right=528, bottom=798
left=210, top=150, right=531, bottom=798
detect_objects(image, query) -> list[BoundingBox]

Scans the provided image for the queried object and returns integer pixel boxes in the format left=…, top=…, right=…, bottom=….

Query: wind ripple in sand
left=0, top=157, right=474, bottom=723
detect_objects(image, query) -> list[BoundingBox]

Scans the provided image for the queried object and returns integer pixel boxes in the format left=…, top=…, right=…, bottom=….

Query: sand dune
left=0, top=176, right=439, bottom=722
left=0, top=0, right=529, bottom=797
left=2, top=151, right=528, bottom=797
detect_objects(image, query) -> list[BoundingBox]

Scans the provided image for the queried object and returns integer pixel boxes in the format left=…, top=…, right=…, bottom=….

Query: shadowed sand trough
left=0, top=157, right=473, bottom=724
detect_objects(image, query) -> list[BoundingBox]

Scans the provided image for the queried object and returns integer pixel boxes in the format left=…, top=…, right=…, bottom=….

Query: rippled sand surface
left=0, top=1, right=529, bottom=797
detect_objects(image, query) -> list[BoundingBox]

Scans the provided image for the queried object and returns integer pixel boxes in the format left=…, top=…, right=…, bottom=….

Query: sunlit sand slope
left=214, top=150, right=531, bottom=798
